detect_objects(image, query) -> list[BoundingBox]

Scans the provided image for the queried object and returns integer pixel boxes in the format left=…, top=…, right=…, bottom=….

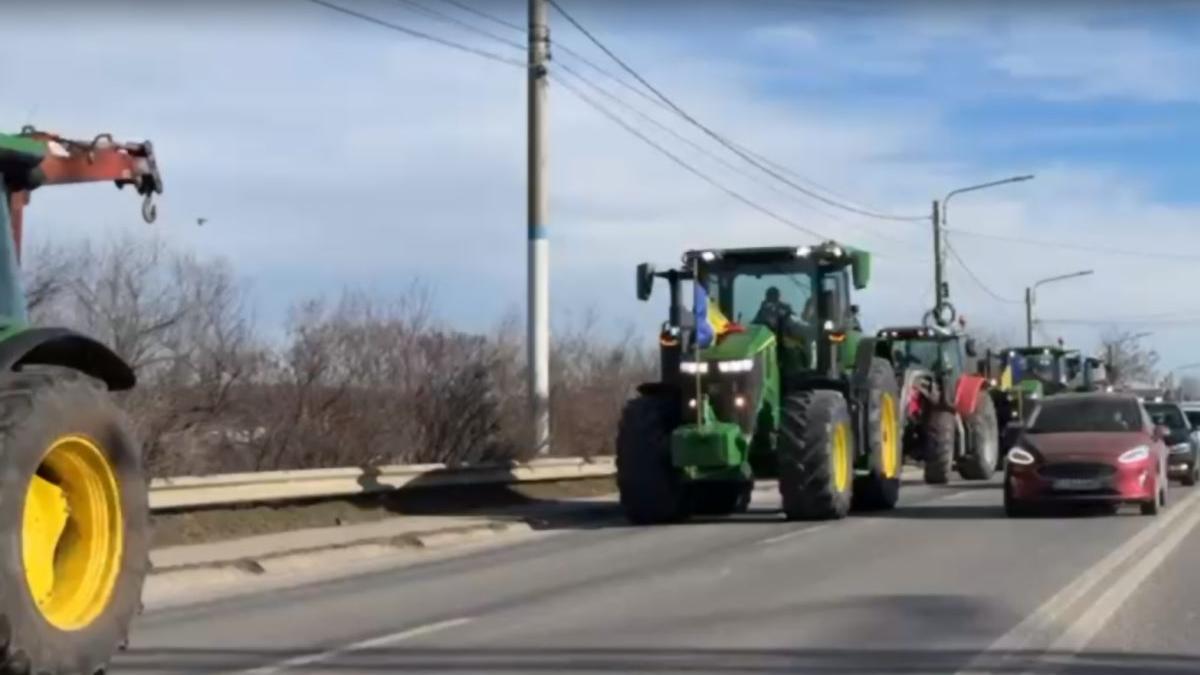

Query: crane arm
left=1, top=127, right=162, bottom=259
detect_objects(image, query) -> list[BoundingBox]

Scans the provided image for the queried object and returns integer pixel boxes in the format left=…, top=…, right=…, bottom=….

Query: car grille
left=1037, top=463, right=1117, bottom=480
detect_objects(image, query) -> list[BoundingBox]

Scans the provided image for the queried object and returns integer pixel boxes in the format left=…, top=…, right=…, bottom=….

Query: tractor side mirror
left=636, top=263, right=655, bottom=301
left=964, top=338, right=978, bottom=358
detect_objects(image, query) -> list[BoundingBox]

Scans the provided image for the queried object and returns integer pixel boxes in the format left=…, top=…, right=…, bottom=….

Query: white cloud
left=2, top=1, right=1198, bottom=366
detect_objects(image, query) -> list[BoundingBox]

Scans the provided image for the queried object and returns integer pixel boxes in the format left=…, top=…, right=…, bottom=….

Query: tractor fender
left=851, top=337, right=880, bottom=391
left=954, top=373, right=988, bottom=417
left=0, top=327, right=135, bottom=391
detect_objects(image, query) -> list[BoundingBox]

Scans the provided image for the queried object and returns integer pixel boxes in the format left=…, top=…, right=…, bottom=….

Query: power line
left=304, top=0, right=526, bottom=68
left=552, top=73, right=835, bottom=242
left=389, top=0, right=525, bottom=51
left=547, top=0, right=928, bottom=223
left=555, top=61, right=926, bottom=255
left=944, top=238, right=1022, bottom=305
left=433, top=0, right=524, bottom=32
left=945, top=227, right=1200, bottom=263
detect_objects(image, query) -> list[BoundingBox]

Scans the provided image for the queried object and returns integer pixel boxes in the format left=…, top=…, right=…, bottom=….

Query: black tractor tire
left=0, top=368, right=148, bottom=675
left=922, top=409, right=956, bottom=485
left=958, top=393, right=999, bottom=481
left=852, top=358, right=902, bottom=511
left=616, top=395, right=688, bottom=524
left=688, top=481, right=753, bottom=515
left=779, top=390, right=855, bottom=521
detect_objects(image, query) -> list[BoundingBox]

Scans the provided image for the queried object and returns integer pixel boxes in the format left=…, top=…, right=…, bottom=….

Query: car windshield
left=1144, top=403, right=1188, bottom=430
left=1027, top=397, right=1143, bottom=434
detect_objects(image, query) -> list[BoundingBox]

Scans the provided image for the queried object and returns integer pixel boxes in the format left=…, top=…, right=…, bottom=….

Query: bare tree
left=1099, top=329, right=1159, bottom=387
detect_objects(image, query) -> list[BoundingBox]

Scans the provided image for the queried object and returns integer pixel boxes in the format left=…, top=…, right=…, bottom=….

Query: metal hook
left=142, top=194, right=157, bottom=223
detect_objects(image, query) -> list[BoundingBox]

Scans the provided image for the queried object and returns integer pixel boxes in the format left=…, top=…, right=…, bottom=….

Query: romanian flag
left=693, top=282, right=743, bottom=349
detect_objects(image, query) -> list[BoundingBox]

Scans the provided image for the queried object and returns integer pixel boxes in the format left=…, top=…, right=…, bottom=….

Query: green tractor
left=0, top=129, right=160, bottom=674
left=981, top=344, right=1106, bottom=452
left=617, top=241, right=901, bottom=523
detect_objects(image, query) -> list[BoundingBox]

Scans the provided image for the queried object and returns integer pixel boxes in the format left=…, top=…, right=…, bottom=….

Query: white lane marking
left=957, top=488, right=1200, bottom=674
left=758, top=524, right=829, bottom=545
left=1037, top=497, right=1200, bottom=670
left=235, top=617, right=472, bottom=674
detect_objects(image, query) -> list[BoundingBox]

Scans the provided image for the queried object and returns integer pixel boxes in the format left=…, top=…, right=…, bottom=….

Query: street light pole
left=931, top=174, right=1034, bottom=326
left=1025, top=269, right=1094, bottom=347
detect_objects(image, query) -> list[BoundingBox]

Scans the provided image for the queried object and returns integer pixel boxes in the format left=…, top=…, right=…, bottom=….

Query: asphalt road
left=116, top=477, right=1200, bottom=674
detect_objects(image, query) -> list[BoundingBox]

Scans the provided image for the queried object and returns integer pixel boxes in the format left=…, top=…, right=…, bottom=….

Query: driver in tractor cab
left=754, top=286, right=793, bottom=327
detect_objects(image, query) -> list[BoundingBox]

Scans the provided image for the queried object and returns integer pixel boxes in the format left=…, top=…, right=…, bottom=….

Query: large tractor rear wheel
left=958, top=393, right=999, bottom=481
left=779, top=390, right=854, bottom=520
left=616, top=395, right=688, bottom=524
left=852, top=358, right=902, bottom=511
left=0, top=369, right=148, bottom=675
left=922, top=409, right=956, bottom=485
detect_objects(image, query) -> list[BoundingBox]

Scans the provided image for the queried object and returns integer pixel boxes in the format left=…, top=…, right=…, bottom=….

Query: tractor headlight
left=716, top=358, right=754, bottom=374
left=1007, top=447, right=1036, bottom=465
left=680, top=361, right=709, bottom=375
left=1119, top=446, right=1150, bottom=464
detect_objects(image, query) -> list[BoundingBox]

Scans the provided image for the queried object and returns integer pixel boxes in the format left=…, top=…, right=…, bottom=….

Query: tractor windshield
left=890, top=339, right=959, bottom=373
left=1009, top=351, right=1063, bottom=383
left=708, top=264, right=817, bottom=371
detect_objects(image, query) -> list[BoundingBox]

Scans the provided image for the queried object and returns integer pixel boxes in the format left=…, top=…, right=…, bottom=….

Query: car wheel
left=1140, top=497, right=1160, bottom=516
left=1188, top=461, right=1200, bottom=487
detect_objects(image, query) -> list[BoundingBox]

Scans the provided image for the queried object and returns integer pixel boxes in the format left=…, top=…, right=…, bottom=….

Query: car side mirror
left=1153, top=425, right=1169, bottom=441
left=964, top=338, right=978, bottom=358
left=636, top=263, right=655, bottom=301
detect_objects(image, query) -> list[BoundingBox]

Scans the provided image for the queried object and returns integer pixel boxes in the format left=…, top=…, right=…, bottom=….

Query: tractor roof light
left=796, top=246, right=813, bottom=257
left=700, top=250, right=716, bottom=262
left=829, top=245, right=844, bottom=258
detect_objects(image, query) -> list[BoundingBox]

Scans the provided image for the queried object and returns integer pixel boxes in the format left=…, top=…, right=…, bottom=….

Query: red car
left=1004, top=392, right=1168, bottom=517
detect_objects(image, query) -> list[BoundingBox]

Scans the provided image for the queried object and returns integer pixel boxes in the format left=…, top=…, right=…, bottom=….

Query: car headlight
left=1007, top=447, right=1036, bottom=465
left=680, top=361, right=709, bottom=375
left=1119, top=445, right=1150, bottom=464
left=716, top=358, right=753, bottom=374
left=1171, top=442, right=1191, bottom=453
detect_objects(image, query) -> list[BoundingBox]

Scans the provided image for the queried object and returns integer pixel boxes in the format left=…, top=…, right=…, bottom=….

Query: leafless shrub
left=22, top=236, right=648, bottom=476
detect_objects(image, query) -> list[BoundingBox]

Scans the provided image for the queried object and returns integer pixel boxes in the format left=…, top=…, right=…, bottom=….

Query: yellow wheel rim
left=881, top=392, right=899, bottom=479
left=22, top=435, right=123, bottom=631
left=832, top=422, right=850, bottom=492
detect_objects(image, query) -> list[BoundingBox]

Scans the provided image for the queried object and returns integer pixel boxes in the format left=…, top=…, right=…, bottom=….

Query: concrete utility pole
left=931, top=199, right=944, bottom=322
left=930, top=175, right=1033, bottom=327
left=528, top=0, right=551, bottom=455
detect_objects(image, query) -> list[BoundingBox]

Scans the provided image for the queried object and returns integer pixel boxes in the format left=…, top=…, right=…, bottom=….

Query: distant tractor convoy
left=0, top=129, right=160, bottom=675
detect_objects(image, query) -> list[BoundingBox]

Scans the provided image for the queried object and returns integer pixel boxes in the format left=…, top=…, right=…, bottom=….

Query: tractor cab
left=637, top=241, right=870, bottom=387
left=876, top=326, right=977, bottom=384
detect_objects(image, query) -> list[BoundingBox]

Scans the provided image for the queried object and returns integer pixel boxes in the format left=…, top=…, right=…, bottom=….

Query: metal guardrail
left=148, top=456, right=617, bottom=511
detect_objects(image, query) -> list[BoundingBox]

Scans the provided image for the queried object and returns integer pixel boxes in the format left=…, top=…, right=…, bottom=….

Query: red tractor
left=876, top=325, right=1000, bottom=483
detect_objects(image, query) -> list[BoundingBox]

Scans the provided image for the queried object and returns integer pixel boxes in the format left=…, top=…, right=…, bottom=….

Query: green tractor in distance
left=0, top=129, right=160, bottom=675
left=980, top=344, right=1106, bottom=452
left=874, top=325, right=999, bottom=484
left=617, top=241, right=901, bottom=523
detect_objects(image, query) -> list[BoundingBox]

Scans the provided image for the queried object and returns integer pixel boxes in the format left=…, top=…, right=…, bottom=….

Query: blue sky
left=2, top=0, right=1198, bottom=367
